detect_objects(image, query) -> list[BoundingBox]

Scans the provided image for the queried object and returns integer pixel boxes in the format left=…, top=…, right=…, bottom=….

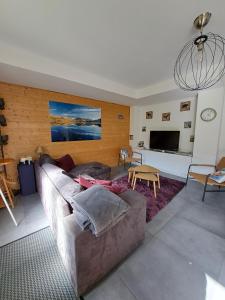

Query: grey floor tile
left=146, top=195, right=190, bottom=236
left=85, top=271, right=137, bottom=300
left=2, top=170, right=225, bottom=299
left=179, top=201, right=225, bottom=239
left=156, top=217, right=225, bottom=278
left=0, top=193, right=48, bottom=247
left=118, top=237, right=207, bottom=300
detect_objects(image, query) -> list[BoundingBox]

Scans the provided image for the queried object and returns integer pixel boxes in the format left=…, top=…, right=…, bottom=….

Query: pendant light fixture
left=174, top=12, right=225, bottom=91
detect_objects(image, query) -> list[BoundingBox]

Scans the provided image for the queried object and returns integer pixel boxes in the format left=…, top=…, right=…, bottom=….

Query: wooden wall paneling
left=0, top=82, right=130, bottom=203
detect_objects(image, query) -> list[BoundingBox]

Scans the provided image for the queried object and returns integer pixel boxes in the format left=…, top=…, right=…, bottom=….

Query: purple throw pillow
left=56, top=154, right=75, bottom=172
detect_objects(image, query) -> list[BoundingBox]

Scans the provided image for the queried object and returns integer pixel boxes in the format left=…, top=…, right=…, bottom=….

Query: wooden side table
left=133, top=172, right=158, bottom=198
left=131, top=164, right=160, bottom=189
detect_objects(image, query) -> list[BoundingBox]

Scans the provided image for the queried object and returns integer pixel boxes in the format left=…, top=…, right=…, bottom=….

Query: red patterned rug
left=113, top=175, right=185, bottom=222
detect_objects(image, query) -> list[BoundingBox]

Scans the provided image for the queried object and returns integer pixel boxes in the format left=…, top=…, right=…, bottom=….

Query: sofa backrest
left=41, top=163, right=82, bottom=205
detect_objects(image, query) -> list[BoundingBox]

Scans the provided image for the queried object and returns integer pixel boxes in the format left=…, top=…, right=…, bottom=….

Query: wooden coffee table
left=131, top=164, right=160, bottom=189
left=133, top=172, right=158, bottom=198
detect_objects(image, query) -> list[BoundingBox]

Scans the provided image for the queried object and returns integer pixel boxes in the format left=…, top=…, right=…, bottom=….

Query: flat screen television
left=150, top=131, right=180, bottom=152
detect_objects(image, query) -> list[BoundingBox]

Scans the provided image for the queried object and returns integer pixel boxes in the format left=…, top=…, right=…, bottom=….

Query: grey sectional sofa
left=35, top=159, right=146, bottom=298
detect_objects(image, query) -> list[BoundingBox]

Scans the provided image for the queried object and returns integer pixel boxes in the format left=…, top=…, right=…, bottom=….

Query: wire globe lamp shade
left=174, top=32, right=225, bottom=91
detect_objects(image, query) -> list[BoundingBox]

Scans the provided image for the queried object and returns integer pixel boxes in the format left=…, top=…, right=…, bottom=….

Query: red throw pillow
left=56, top=154, right=75, bottom=172
left=75, top=176, right=125, bottom=194
left=106, top=184, right=126, bottom=194
left=76, top=176, right=93, bottom=188
left=94, top=179, right=112, bottom=186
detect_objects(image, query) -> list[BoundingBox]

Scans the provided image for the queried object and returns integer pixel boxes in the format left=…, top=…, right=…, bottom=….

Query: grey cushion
left=41, top=163, right=82, bottom=204
left=39, top=154, right=56, bottom=166
left=69, top=162, right=111, bottom=179
left=71, top=185, right=129, bottom=236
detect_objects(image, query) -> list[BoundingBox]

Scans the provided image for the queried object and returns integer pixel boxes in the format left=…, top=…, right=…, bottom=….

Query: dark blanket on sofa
left=69, top=162, right=111, bottom=179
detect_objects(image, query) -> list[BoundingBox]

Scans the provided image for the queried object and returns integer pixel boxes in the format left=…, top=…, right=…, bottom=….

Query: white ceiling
left=0, top=0, right=225, bottom=105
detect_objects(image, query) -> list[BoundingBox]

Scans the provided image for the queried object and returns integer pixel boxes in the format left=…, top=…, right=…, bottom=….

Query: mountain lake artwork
left=49, top=101, right=101, bottom=142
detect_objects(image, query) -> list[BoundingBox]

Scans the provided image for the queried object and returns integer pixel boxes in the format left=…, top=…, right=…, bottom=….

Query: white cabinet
left=138, top=149, right=192, bottom=178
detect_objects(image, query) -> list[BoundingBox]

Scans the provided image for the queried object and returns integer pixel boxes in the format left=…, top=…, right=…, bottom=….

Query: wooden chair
left=186, top=157, right=225, bottom=202
left=0, top=173, right=16, bottom=208
left=118, top=147, right=142, bottom=169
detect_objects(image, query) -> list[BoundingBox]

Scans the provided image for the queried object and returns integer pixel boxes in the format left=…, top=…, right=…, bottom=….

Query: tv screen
left=150, top=131, right=180, bottom=152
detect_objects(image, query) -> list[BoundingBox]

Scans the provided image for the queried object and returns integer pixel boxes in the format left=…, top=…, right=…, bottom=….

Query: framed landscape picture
left=49, top=101, right=101, bottom=142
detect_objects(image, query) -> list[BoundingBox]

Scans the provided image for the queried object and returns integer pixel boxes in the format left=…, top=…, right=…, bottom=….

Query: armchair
left=118, top=147, right=142, bottom=169
left=186, top=157, right=225, bottom=202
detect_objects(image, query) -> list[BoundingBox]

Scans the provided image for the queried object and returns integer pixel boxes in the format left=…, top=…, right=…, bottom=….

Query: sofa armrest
left=61, top=189, right=146, bottom=296
left=119, top=189, right=147, bottom=209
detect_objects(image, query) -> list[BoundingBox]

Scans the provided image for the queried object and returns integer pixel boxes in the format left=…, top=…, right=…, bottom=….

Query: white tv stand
left=135, top=148, right=193, bottom=178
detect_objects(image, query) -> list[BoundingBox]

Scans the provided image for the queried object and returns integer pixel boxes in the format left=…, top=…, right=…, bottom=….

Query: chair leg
left=185, top=173, right=189, bottom=185
left=202, top=183, right=207, bottom=202
left=202, top=174, right=210, bottom=202
left=1, top=176, right=14, bottom=208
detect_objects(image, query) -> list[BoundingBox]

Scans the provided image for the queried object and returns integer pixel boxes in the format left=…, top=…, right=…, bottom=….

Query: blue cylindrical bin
left=17, top=162, right=37, bottom=196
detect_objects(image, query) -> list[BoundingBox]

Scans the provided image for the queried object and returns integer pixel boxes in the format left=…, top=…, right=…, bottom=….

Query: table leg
left=153, top=181, right=156, bottom=198
left=157, top=173, right=160, bottom=189
left=131, top=172, right=135, bottom=187
left=133, top=177, right=137, bottom=190
left=0, top=188, right=17, bottom=226
left=128, top=172, right=131, bottom=183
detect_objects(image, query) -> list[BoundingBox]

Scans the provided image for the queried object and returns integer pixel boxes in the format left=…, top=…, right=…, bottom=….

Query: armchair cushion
left=209, top=171, right=225, bottom=183
left=189, top=172, right=225, bottom=186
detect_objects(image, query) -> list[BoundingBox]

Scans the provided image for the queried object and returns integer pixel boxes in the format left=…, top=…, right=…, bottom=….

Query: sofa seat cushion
left=70, top=162, right=111, bottom=179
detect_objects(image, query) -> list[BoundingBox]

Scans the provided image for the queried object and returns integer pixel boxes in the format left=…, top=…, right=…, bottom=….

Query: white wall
left=130, top=105, right=141, bottom=149
left=193, top=87, right=224, bottom=165
left=218, top=91, right=225, bottom=159
left=130, top=97, right=197, bottom=153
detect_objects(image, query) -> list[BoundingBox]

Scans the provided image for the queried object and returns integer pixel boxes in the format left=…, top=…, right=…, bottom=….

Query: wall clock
left=200, top=108, right=217, bottom=122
